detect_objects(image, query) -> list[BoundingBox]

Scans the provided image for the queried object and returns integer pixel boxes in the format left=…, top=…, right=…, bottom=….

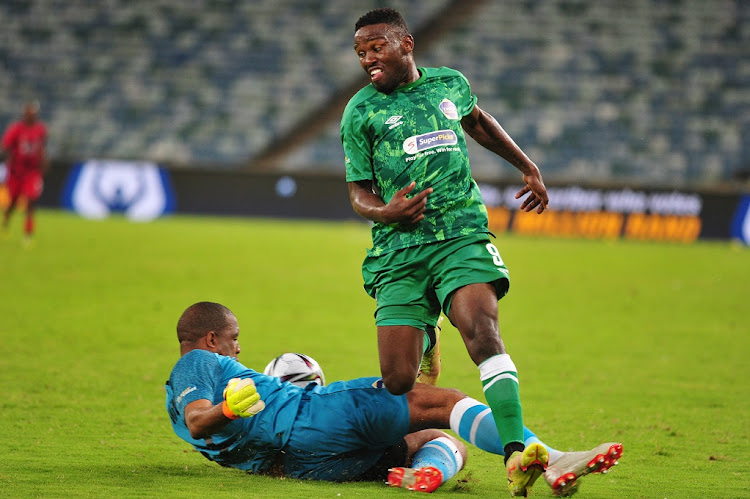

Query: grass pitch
left=1, top=210, right=748, bottom=498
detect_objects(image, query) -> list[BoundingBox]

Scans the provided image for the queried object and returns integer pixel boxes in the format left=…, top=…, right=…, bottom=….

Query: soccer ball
left=263, top=352, right=326, bottom=388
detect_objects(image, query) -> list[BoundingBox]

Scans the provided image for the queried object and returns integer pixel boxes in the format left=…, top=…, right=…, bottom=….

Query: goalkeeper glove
left=222, top=377, right=265, bottom=419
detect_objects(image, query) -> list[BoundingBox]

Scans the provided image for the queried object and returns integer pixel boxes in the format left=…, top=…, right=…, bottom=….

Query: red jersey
left=2, top=120, right=47, bottom=175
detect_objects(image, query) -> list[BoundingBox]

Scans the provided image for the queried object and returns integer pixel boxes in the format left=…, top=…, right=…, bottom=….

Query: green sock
left=479, top=354, right=524, bottom=450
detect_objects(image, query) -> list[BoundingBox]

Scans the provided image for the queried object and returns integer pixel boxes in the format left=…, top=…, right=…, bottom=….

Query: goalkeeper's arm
left=184, top=378, right=265, bottom=440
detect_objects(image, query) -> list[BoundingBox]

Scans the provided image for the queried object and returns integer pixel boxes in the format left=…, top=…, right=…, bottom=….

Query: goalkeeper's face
left=213, top=314, right=241, bottom=359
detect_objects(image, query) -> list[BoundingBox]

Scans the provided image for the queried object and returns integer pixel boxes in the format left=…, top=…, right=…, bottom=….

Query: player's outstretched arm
left=348, top=180, right=432, bottom=225
left=462, top=105, right=549, bottom=213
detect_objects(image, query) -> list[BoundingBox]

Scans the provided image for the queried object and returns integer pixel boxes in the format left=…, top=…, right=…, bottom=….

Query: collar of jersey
left=392, top=67, right=427, bottom=93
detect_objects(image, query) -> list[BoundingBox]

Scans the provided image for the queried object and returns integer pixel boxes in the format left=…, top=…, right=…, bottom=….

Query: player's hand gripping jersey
left=341, top=67, right=490, bottom=256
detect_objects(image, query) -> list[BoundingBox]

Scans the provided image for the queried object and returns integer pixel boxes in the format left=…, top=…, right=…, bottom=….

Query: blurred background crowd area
left=1, top=0, right=747, bottom=186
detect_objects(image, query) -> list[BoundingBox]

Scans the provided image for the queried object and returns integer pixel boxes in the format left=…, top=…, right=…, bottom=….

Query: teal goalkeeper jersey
left=342, top=66, right=490, bottom=257
left=166, top=350, right=303, bottom=472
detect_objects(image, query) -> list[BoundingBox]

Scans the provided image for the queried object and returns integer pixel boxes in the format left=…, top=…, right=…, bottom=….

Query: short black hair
left=355, top=8, right=410, bottom=36
left=177, top=301, right=234, bottom=343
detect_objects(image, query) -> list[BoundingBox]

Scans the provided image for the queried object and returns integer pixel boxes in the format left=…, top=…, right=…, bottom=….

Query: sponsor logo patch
left=403, top=129, right=458, bottom=155
left=177, top=386, right=197, bottom=404
left=439, top=99, right=459, bottom=120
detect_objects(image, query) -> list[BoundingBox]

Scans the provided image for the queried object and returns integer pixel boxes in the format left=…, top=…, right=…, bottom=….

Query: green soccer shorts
left=361, top=233, right=510, bottom=330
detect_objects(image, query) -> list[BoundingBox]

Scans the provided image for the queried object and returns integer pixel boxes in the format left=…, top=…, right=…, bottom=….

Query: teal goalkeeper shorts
left=361, top=233, right=510, bottom=330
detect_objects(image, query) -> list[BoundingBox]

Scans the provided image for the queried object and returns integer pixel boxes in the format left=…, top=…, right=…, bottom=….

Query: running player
left=1, top=101, right=48, bottom=244
left=341, top=8, right=550, bottom=496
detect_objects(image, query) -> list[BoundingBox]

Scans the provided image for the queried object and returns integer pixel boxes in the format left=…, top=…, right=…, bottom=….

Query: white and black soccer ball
left=263, top=352, right=326, bottom=388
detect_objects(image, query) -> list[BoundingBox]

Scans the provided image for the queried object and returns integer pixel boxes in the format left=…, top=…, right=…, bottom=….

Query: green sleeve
left=454, top=70, right=478, bottom=117
left=341, top=101, right=373, bottom=182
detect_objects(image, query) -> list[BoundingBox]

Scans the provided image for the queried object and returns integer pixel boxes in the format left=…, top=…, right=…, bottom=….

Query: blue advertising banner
left=61, top=160, right=175, bottom=221
left=730, top=195, right=750, bottom=244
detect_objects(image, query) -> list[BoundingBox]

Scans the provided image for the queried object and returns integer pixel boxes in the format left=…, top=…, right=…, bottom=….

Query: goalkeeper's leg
left=387, top=430, right=465, bottom=493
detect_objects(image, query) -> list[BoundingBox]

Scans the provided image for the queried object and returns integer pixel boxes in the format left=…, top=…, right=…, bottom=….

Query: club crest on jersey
left=403, top=130, right=458, bottom=155
left=439, top=99, right=459, bottom=120
left=372, top=379, right=386, bottom=389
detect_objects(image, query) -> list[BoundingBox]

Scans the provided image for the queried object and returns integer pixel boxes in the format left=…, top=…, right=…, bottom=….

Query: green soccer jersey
left=341, top=66, right=490, bottom=257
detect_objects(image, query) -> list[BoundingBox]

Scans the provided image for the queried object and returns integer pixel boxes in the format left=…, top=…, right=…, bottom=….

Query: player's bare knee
left=383, top=373, right=416, bottom=395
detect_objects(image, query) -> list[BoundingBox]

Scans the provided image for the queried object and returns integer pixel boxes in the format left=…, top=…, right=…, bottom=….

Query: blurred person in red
left=1, top=100, right=48, bottom=243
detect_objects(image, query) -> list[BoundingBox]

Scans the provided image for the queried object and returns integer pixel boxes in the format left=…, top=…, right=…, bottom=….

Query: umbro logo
left=385, top=115, right=403, bottom=129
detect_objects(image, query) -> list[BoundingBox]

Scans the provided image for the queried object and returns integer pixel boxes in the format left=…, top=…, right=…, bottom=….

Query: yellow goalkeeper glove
left=221, top=377, right=265, bottom=419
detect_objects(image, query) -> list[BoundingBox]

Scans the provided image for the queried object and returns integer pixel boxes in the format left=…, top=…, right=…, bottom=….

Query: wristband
left=221, top=400, right=239, bottom=420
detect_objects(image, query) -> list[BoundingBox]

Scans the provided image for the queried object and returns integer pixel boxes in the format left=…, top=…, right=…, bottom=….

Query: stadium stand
left=0, top=0, right=747, bottom=185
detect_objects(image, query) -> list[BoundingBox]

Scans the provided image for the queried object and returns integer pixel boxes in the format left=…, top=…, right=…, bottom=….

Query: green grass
left=1, top=210, right=748, bottom=498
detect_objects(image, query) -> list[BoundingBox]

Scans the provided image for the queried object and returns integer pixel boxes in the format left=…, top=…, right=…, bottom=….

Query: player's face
left=214, top=314, right=241, bottom=358
left=23, top=105, right=38, bottom=124
left=354, top=24, right=415, bottom=94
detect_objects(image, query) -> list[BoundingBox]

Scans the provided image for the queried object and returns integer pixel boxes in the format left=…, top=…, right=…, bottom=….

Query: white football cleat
left=544, top=442, right=623, bottom=496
